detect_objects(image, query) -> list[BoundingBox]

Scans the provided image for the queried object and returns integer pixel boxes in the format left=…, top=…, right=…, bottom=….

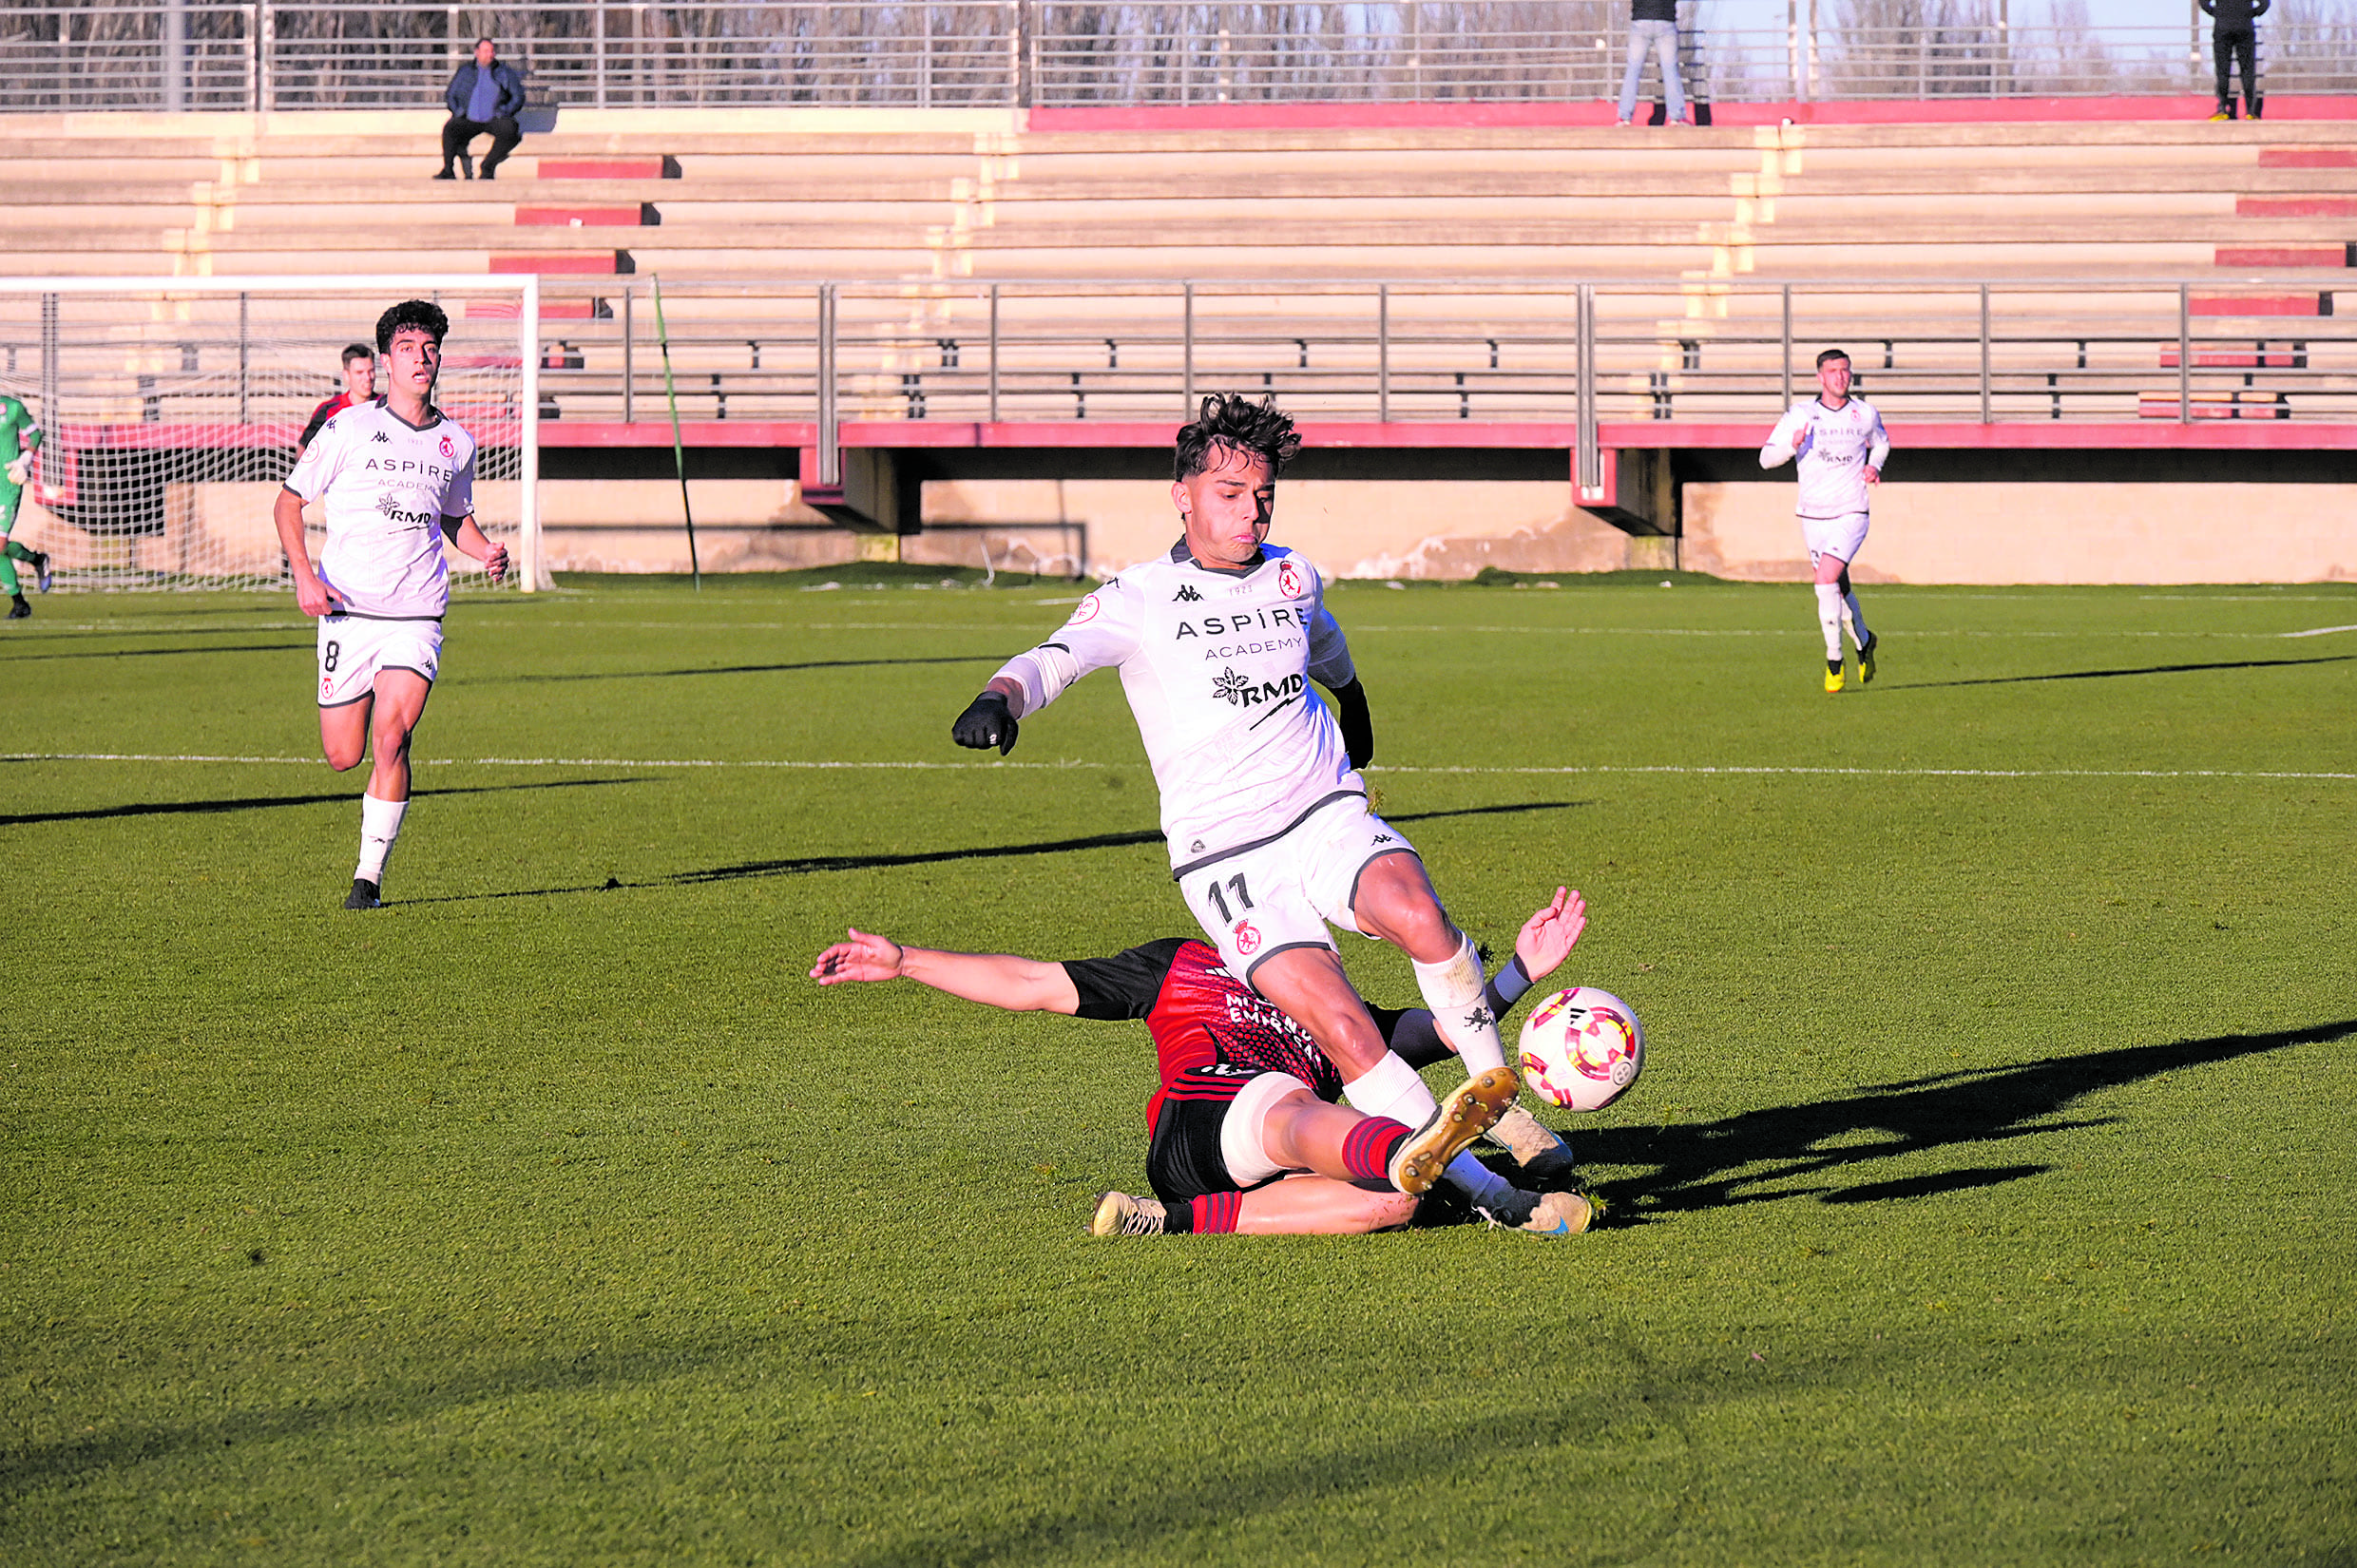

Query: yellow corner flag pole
left=650, top=276, right=700, bottom=590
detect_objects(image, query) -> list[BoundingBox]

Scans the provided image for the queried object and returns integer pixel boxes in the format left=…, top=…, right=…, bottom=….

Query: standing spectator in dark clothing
left=1616, top=0, right=1689, bottom=127
left=437, top=38, right=526, bottom=180
left=2202, top=0, right=2269, bottom=121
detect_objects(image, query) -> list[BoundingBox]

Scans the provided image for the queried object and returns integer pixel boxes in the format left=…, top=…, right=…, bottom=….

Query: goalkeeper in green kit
left=0, top=392, right=51, bottom=620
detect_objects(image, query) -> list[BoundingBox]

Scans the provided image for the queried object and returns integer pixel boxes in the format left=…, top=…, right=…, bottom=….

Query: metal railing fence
left=515, top=277, right=2357, bottom=480
left=7, top=4, right=2356, bottom=111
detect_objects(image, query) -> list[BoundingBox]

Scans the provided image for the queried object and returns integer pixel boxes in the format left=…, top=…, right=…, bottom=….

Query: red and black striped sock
left=1168, top=1192, right=1241, bottom=1234
left=1341, top=1117, right=1412, bottom=1182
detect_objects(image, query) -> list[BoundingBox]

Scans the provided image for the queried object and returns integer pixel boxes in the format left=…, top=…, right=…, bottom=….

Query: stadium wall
left=21, top=476, right=2341, bottom=583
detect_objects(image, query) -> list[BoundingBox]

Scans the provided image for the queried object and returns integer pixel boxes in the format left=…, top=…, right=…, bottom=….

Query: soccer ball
left=1517, top=987, right=1644, bottom=1112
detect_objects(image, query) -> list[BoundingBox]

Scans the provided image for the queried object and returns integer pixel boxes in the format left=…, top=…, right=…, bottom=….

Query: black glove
left=1331, top=679, right=1374, bottom=771
left=951, top=691, right=1020, bottom=755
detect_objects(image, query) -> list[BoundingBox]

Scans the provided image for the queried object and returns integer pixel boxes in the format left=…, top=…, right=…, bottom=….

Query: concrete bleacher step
left=2159, top=347, right=2307, bottom=369
left=2137, top=390, right=2290, bottom=419
left=2237, top=196, right=2357, bottom=218
left=2257, top=149, right=2357, bottom=168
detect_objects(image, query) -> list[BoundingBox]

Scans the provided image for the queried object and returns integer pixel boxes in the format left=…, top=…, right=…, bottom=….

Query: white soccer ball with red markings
left=1517, top=987, right=1644, bottom=1112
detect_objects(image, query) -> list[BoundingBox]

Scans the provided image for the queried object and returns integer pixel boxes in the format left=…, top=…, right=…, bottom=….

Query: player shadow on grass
left=396, top=800, right=1587, bottom=904
left=0, top=776, right=647, bottom=829
left=1891, top=653, right=2353, bottom=690
left=1579, top=1017, right=2357, bottom=1221
left=0, top=641, right=311, bottom=663
left=499, top=654, right=1004, bottom=683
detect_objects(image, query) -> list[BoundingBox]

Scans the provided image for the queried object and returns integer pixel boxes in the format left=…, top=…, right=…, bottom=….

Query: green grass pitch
left=3, top=570, right=2352, bottom=1566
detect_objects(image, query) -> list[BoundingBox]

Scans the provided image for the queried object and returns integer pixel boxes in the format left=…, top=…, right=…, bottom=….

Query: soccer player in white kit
left=948, top=394, right=1584, bottom=1231
left=1760, top=348, right=1888, bottom=694
left=272, top=300, right=508, bottom=908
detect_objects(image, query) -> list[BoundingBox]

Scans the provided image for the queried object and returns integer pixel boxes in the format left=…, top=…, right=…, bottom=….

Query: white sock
left=355, top=793, right=408, bottom=885
left=1341, top=1050, right=1439, bottom=1125
left=1814, top=583, right=1846, bottom=662
left=1844, top=590, right=1870, bottom=649
left=1410, top=932, right=1507, bottom=1075
left=1445, top=1150, right=1520, bottom=1210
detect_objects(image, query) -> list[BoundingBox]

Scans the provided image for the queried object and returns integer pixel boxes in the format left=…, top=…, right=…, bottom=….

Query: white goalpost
left=0, top=274, right=544, bottom=593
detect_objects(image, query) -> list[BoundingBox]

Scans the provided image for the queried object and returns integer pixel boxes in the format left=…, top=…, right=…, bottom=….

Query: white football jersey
left=1762, top=396, right=1889, bottom=518
left=282, top=398, right=477, bottom=619
left=991, top=542, right=1362, bottom=875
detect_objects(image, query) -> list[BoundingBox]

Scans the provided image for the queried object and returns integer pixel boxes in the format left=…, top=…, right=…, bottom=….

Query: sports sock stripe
left=1190, top=1193, right=1242, bottom=1235
left=1342, top=1118, right=1409, bottom=1182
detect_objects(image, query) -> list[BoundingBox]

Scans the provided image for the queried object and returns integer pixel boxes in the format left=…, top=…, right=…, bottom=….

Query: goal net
left=0, top=275, right=544, bottom=593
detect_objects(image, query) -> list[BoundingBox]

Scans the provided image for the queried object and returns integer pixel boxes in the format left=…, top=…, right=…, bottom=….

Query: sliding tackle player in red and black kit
left=812, top=887, right=1600, bottom=1238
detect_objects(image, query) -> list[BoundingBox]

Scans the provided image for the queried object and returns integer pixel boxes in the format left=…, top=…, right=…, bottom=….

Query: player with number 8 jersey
left=949, top=392, right=1584, bottom=1213
left=274, top=298, right=508, bottom=909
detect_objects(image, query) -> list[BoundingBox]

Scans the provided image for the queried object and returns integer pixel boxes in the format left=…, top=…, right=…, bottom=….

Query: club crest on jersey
left=439, top=435, right=456, bottom=461
left=1213, top=668, right=1304, bottom=708
left=1067, top=592, right=1102, bottom=625
left=1233, top=920, right=1261, bottom=955
left=1276, top=560, right=1306, bottom=599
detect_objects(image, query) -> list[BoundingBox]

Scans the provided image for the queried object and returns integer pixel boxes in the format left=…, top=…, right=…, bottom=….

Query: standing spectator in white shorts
left=273, top=299, right=508, bottom=908
left=1761, top=348, right=1888, bottom=694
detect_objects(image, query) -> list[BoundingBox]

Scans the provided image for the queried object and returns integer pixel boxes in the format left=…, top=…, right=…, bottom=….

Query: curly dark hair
left=1174, top=392, right=1302, bottom=483
left=374, top=299, right=450, bottom=354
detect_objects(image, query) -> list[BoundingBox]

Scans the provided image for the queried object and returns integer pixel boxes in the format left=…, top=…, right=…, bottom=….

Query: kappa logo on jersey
left=1067, top=592, right=1102, bottom=625
left=1276, top=560, right=1306, bottom=599
left=1213, top=668, right=1304, bottom=708
left=1172, top=584, right=1202, bottom=602
left=1372, top=833, right=1394, bottom=844
left=371, top=430, right=391, bottom=443
left=1233, top=920, right=1261, bottom=955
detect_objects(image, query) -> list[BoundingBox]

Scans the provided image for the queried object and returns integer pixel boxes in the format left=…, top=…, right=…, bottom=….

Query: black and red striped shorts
left=1145, top=1065, right=1264, bottom=1204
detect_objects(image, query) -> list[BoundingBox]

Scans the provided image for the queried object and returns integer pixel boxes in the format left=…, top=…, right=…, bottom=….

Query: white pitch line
left=8, top=753, right=2351, bottom=781
left=2282, top=624, right=2357, bottom=639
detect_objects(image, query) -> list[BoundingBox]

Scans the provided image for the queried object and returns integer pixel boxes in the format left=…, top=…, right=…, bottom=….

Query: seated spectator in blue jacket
left=438, top=38, right=526, bottom=181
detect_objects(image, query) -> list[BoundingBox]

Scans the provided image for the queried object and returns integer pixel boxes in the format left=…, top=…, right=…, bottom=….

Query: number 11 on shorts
left=1204, top=873, right=1254, bottom=925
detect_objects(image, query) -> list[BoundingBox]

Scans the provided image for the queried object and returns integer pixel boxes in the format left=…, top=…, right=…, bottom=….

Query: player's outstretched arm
left=273, top=488, right=335, bottom=618
left=810, top=928, right=1081, bottom=1014
left=442, top=514, right=509, bottom=583
left=1514, top=886, right=1588, bottom=985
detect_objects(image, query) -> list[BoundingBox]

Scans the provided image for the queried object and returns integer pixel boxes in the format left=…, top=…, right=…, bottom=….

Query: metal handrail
left=513, top=277, right=2357, bottom=448
left=4, top=6, right=2352, bottom=111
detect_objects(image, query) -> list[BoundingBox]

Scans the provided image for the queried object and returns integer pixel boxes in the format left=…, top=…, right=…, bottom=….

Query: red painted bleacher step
left=2188, top=293, right=2334, bottom=317
left=466, top=297, right=613, bottom=321
left=2213, top=245, right=2354, bottom=268
left=2236, top=196, right=2357, bottom=218
left=537, top=156, right=681, bottom=180
left=489, top=252, right=636, bottom=275
left=516, top=203, right=661, bottom=227
left=2158, top=347, right=2307, bottom=370
left=2256, top=149, right=2357, bottom=168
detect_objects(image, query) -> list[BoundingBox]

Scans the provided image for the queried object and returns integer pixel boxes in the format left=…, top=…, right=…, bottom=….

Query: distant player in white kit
left=272, top=300, right=508, bottom=908
left=947, top=393, right=1585, bottom=1233
left=1761, top=348, right=1888, bottom=694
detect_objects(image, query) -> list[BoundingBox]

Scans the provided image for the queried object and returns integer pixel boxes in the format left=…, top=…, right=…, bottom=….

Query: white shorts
left=1176, top=792, right=1418, bottom=986
left=1220, top=1070, right=1316, bottom=1188
left=1802, top=511, right=1870, bottom=568
left=317, top=615, right=442, bottom=708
